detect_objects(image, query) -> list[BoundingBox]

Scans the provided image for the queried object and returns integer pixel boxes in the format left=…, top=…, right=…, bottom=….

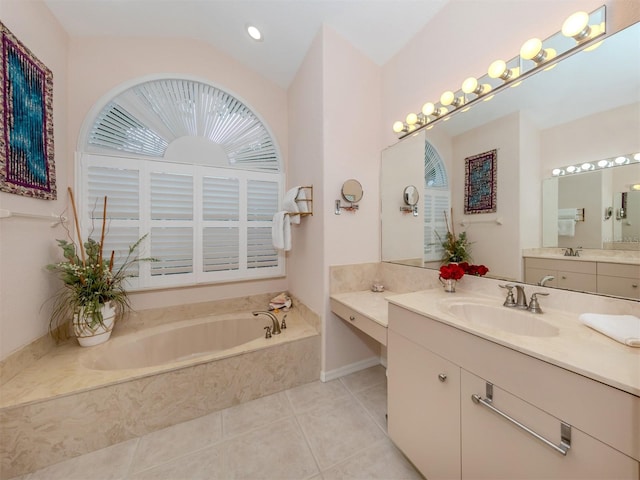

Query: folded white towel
left=272, top=211, right=291, bottom=251
left=283, top=187, right=301, bottom=225
left=558, top=219, right=575, bottom=237
left=296, top=187, right=310, bottom=214
left=558, top=208, right=578, bottom=220
left=579, top=313, right=640, bottom=347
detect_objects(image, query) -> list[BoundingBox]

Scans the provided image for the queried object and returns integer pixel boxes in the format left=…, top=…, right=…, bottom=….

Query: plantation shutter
left=247, top=180, right=278, bottom=269
left=202, top=176, right=240, bottom=272
left=424, top=190, right=450, bottom=261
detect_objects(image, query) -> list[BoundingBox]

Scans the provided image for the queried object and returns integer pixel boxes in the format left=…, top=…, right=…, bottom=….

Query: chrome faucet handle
left=563, top=248, right=573, bottom=256
left=264, top=326, right=272, bottom=338
left=527, top=292, right=549, bottom=314
left=574, top=247, right=582, bottom=257
left=281, top=314, right=287, bottom=330
left=499, top=284, right=517, bottom=307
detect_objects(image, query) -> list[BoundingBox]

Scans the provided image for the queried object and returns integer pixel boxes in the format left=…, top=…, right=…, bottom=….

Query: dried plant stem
left=98, top=196, right=107, bottom=268
left=68, top=187, right=86, bottom=267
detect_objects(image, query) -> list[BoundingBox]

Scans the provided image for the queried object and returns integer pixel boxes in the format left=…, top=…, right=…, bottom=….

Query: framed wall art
left=1, top=21, right=56, bottom=200
left=464, top=149, right=496, bottom=214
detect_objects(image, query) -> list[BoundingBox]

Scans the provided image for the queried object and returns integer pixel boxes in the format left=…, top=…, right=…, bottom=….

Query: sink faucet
left=513, top=285, right=528, bottom=309
left=252, top=311, right=281, bottom=335
left=538, top=275, right=555, bottom=287
left=563, top=247, right=582, bottom=257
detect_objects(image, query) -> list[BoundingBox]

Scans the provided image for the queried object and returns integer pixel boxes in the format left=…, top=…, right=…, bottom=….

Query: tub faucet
left=252, top=311, right=281, bottom=335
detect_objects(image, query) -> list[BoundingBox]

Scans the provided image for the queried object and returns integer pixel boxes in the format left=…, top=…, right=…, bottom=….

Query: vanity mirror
left=381, top=21, right=640, bottom=299
left=335, top=179, right=364, bottom=215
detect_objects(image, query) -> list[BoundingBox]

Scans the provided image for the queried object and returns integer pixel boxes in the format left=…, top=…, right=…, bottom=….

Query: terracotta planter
left=73, top=303, right=116, bottom=347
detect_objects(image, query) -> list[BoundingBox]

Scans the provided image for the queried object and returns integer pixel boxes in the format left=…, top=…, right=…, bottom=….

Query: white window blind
left=424, top=189, right=450, bottom=261
left=80, top=154, right=283, bottom=289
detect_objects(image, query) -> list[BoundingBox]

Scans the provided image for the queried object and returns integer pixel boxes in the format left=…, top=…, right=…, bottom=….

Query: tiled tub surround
left=0, top=294, right=320, bottom=479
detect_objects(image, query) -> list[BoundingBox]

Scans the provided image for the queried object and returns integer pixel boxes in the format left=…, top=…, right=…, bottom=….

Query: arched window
left=423, top=140, right=450, bottom=262
left=77, top=78, right=284, bottom=289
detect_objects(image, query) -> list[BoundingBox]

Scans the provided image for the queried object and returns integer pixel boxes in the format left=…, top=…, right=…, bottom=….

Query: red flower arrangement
left=439, top=262, right=489, bottom=280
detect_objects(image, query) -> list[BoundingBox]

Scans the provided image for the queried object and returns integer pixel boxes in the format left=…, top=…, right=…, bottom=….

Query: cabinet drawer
left=525, top=257, right=596, bottom=274
left=330, top=298, right=387, bottom=345
left=461, top=370, right=639, bottom=479
left=598, top=262, right=640, bottom=279
left=556, top=271, right=596, bottom=292
left=597, top=275, right=640, bottom=299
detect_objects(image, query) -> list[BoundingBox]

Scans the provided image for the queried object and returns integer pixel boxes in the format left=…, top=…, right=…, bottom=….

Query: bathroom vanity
left=386, top=289, right=640, bottom=479
left=523, top=253, right=640, bottom=299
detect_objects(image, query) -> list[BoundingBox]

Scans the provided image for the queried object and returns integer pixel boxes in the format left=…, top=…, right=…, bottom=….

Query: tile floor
left=14, top=365, right=423, bottom=480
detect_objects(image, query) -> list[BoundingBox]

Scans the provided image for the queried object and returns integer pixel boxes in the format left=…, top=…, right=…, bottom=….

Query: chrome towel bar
left=471, top=383, right=571, bottom=456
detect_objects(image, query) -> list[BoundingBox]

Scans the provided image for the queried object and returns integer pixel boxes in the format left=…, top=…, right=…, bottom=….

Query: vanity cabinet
left=387, top=303, right=640, bottom=480
left=596, top=262, right=640, bottom=299
left=387, top=330, right=460, bottom=479
left=524, top=257, right=596, bottom=292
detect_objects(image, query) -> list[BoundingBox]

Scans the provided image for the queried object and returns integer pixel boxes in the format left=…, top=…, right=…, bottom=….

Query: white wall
left=0, top=0, right=69, bottom=360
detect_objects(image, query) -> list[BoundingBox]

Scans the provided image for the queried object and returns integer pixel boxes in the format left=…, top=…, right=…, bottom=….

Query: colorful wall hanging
left=0, top=21, right=56, bottom=199
left=464, top=149, right=497, bottom=214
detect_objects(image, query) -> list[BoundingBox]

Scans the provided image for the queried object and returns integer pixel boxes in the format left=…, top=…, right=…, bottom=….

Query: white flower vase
left=73, top=303, right=116, bottom=347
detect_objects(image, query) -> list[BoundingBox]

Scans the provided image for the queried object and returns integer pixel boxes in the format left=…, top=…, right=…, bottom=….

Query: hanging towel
left=558, top=219, right=575, bottom=237
left=283, top=187, right=301, bottom=225
left=272, top=211, right=291, bottom=251
left=558, top=208, right=578, bottom=219
left=579, top=313, right=640, bottom=347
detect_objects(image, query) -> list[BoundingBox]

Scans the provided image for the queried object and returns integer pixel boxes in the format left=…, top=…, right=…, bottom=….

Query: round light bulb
left=422, top=102, right=436, bottom=116
left=552, top=168, right=562, bottom=176
left=633, top=153, right=640, bottom=161
left=566, top=165, right=577, bottom=173
left=581, top=162, right=593, bottom=170
left=461, top=77, right=478, bottom=94
left=520, top=38, right=542, bottom=61
left=488, top=60, right=507, bottom=79
left=440, top=91, right=455, bottom=106
left=406, top=113, right=418, bottom=125
left=615, top=156, right=628, bottom=165
left=562, top=11, right=589, bottom=39
left=392, top=121, right=405, bottom=133
left=597, top=159, right=609, bottom=167
left=247, top=25, right=262, bottom=41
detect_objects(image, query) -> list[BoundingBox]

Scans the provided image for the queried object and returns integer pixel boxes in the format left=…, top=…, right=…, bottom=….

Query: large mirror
left=381, top=22, right=640, bottom=298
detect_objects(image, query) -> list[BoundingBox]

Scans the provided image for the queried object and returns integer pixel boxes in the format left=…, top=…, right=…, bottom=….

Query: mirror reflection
left=381, top=22, right=640, bottom=299
left=342, top=179, right=363, bottom=203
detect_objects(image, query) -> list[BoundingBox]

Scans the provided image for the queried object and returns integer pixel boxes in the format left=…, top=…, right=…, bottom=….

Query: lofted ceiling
left=43, top=0, right=449, bottom=88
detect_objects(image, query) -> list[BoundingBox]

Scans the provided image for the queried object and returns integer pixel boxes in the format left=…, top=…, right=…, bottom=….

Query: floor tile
left=130, top=411, right=222, bottom=473
left=321, top=438, right=422, bottom=480
left=222, top=417, right=319, bottom=479
left=129, top=443, right=226, bottom=480
left=285, top=380, right=349, bottom=414
left=297, top=396, right=387, bottom=470
left=23, top=439, right=138, bottom=480
left=222, top=391, right=293, bottom=438
left=353, top=383, right=388, bottom=432
left=339, top=365, right=386, bottom=393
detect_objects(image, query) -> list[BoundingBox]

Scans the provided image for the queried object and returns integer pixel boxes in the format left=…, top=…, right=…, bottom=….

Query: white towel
left=558, top=208, right=578, bottom=219
left=283, top=187, right=301, bottom=225
left=579, top=313, right=640, bottom=347
left=558, top=219, right=575, bottom=237
left=272, top=211, right=291, bottom=251
left=296, top=187, right=310, bottom=214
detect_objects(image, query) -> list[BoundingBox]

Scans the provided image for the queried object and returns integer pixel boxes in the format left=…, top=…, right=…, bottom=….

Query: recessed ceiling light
left=247, top=25, right=262, bottom=42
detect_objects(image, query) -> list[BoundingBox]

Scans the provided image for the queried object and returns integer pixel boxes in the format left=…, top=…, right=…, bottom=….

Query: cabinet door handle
left=349, top=315, right=355, bottom=321
left=471, top=390, right=571, bottom=456
left=438, top=373, right=447, bottom=382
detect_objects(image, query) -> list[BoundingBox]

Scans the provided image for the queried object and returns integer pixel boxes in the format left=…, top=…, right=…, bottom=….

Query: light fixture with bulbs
left=551, top=152, right=639, bottom=176
left=391, top=6, right=606, bottom=137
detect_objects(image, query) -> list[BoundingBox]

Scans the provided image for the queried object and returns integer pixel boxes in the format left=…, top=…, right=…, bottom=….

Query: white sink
left=443, top=302, right=560, bottom=337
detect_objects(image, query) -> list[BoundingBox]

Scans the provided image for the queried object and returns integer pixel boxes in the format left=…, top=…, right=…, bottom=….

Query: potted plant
left=46, top=188, right=152, bottom=346
left=437, top=209, right=472, bottom=264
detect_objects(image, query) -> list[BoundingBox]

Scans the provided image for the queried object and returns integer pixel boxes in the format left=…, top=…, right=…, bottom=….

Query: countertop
left=522, top=249, right=640, bottom=265
left=387, top=288, right=640, bottom=397
left=330, top=290, right=397, bottom=327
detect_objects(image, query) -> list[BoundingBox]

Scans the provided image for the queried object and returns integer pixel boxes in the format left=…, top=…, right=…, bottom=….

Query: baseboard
left=320, top=355, right=382, bottom=382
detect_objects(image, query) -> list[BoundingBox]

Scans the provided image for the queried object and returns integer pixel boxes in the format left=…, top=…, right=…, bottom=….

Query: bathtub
left=85, top=314, right=276, bottom=370
left=0, top=306, right=320, bottom=479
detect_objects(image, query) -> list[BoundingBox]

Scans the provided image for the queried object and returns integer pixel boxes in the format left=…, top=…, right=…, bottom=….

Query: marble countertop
left=522, top=248, right=640, bottom=265
left=330, top=290, right=398, bottom=327
left=387, top=288, right=640, bottom=397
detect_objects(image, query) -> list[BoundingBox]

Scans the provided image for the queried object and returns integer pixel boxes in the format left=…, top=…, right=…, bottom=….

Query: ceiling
left=43, top=0, right=449, bottom=88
